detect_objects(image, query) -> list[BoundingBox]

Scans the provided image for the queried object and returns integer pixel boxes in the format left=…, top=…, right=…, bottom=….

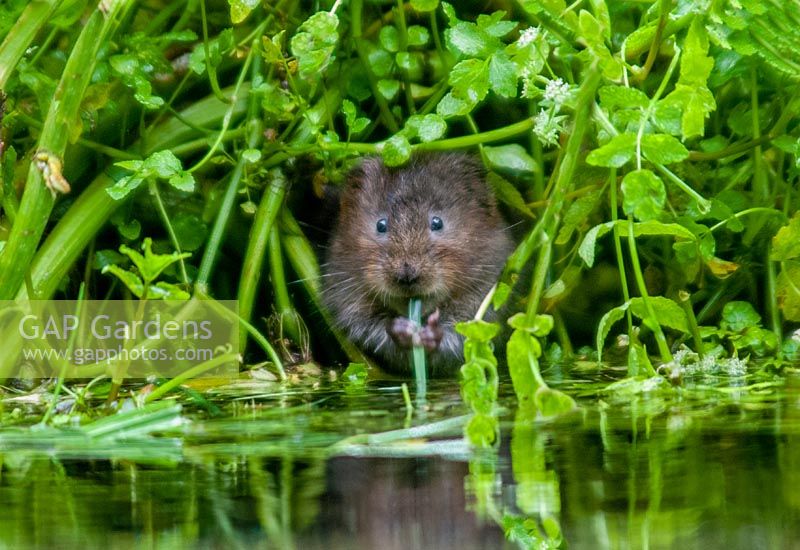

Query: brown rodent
left=322, top=152, right=513, bottom=375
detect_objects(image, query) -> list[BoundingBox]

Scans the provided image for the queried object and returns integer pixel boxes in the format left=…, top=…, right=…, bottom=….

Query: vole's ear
left=345, top=156, right=386, bottom=192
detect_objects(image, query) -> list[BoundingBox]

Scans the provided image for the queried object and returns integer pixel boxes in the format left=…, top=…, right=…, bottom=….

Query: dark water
left=1, top=364, right=799, bottom=549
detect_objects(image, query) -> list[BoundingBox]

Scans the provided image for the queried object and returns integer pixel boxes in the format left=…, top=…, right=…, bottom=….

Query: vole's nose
left=394, top=262, right=420, bottom=286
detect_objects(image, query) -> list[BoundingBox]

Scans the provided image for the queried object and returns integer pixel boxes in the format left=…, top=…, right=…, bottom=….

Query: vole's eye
left=376, top=218, right=388, bottom=234
left=430, top=216, right=444, bottom=231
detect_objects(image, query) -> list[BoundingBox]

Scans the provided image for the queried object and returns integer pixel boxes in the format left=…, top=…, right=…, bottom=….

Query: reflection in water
left=1, top=373, right=800, bottom=548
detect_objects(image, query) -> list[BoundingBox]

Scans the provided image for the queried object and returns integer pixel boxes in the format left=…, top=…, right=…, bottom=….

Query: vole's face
left=335, top=155, right=501, bottom=312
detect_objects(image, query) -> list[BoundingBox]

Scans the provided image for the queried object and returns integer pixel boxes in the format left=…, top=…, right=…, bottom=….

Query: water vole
left=322, top=153, right=513, bottom=375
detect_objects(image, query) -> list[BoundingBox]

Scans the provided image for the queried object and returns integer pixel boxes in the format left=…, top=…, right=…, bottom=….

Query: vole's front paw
left=388, top=317, right=416, bottom=348
left=419, top=309, right=443, bottom=352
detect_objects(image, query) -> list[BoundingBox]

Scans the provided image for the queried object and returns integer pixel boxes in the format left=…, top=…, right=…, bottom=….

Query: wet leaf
left=456, top=320, right=500, bottom=342
left=621, top=169, right=665, bottom=221
left=290, top=12, right=339, bottom=79
left=586, top=133, right=636, bottom=167
left=381, top=135, right=412, bottom=166
left=720, top=301, right=761, bottom=332
left=641, top=134, right=689, bottom=164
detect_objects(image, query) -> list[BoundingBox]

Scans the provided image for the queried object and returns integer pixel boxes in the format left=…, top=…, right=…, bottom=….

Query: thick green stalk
left=268, top=225, right=299, bottom=341
left=236, top=173, right=289, bottom=350
left=18, top=87, right=250, bottom=300
left=0, top=1, right=135, bottom=300
left=526, top=67, right=601, bottom=317
left=0, top=0, right=60, bottom=89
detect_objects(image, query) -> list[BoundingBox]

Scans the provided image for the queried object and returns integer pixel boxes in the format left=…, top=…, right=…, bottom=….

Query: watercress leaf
left=598, top=85, right=649, bottom=109
left=379, top=26, right=400, bottom=52
left=721, top=301, right=761, bottom=332
left=102, top=264, right=145, bottom=298
left=641, top=134, right=689, bottom=164
left=455, top=320, right=500, bottom=342
left=596, top=302, right=629, bottom=359
left=488, top=51, right=518, bottom=97
left=508, top=313, right=554, bottom=337
left=629, top=220, right=696, bottom=241
left=449, top=58, right=490, bottom=103
left=290, top=12, right=339, bottom=79
left=93, top=250, right=127, bottom=271
left=446, top=21, right=503, bottom=58
left=107, top=175, right=145, bottom=200
left=121, top=238, right=191, bottom=284
left=476, top=11, right=517, bottom=38
left=168, top=172, right=195, bottom=193
left=776, top=262, right=800, bottom=321
left=579, top=221, right=616, bottom=267
left=586, top=133, right=636, bottom=167
left=262, top=31, right=285, bottom=63
left=771, top=213, right=800, bottom=261
left=381, top=135, right=412, bottom=167
left=556, top=189, right=604, bottom=245
left=407, top=25, right=430, bottom=47
left=484, top=144, right=536, bottom=174
left=406, top=114, right=446, bottom=142
left=621, top=169, right=665, bottom=221
left=578, top=10, right=622, bottom=79
left=343, top=363, right=368, bottom=385
left=377, top=79, right=400, bottom=100
left=436, top=92, right=472, bottom=118
left=395, top=51, right=414, bottom=70
left=145, top=150, right=183, bottom=179
left=228, top=0, right=259, bottom=24
left=411, top=0, right=439, bottom=11
left=486, top=172, right=534, bottom=218
left=242, top=149, right=262, bottom=163
left=492, top=281, right=512, bottom=310
left=629, top=296, right=689, bottom=333
left=147, top=282, right=190, bottom=300
left=172, top=213, right=208, bottom=252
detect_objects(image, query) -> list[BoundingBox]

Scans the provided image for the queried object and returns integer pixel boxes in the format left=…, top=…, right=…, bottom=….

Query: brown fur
left=322, top=153, right=513, bottom=375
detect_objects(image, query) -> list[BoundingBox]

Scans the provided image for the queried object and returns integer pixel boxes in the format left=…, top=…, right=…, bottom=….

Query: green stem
left=678, top=290, right=704, bottom=358
left=608, top=168, right=634, bottom=338
left=268, top=225, right=299, bottom=342
left=526, top=66, right=601, bottom=316
left=626, top=217, right=672, bottom=364
left=0, top=0, right=135, bottom=300
left=199, top=0, right=229, bottom=104
left=766, top=245, right=782, bottom=356
left=0, top=0, right=60, bottom=88
left=148, top=180, right=189, bottom=285
left=409, top=298, right=426, bottom=400
left=144, top=352, right=240, bottom=402
left=236, top=170, right=290, bottom=350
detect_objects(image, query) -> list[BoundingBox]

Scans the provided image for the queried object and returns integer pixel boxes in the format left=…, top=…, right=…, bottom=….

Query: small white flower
left=518, top=27, right=540, bottom=47
left=543, top=78, right=571, bottom=107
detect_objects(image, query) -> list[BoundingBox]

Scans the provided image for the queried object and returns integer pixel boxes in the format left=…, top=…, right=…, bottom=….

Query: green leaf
left=721, top=301, right=762, bottom=332
left=486, top=172, right=533, bottom=217
left=629, top=297, right=689, bottom=333
left=168, top=172, right=195, bottom=193
left=586, top=133, right=636, bottom=167
left=290, top=12, right=339, bottom=79
left=598, top=85, right=649, bottom=109
left=228, top=0, right=259, bottom=24
left=107, top=174, right=145, bottom=201
left=578, top=9, right=622, bottom=79
left=508, top=313, right=554, bottom=337
left=343, top=363, right=368, bottom=386
left=641, top=134, right=689, bottom=164
left=776, top=262, right=800, bottom=321
left=436, top=92, right=472, bottom=118
left=488, top=51, right=518, bottom=97
left=449, top=58, right=490, bottom=104
left=556, top=189, right=604, bottom=245
left=492, top=281, right=512, bottom=310
left=411, top=0, right=439, bottom=11
left=190, top=29, right=235, bottom=74
left=445, top=20, right=503, bottom=58
left=242, top=149, right=261, bottom=164
left=579, top=219, right=695, bottom=267
left=484, top=144, right=536, bottom=174
left=465, top=413, right=497, bottom=447
left=377, top=79, right=400, bottom=100
left=407, top=25, right=430, bottom=47
left=381, top=135, right=412, bottom=167
left=147, top=282, right=190, bottom=300
left=621, top=169, right=665, bottom=221
left=172, top=213, right=208, bottom=252
left=379, top=26, right=400, bottom=52
left=406, top=114, right=447, bottom=142
left=476, top=11, right=517, bottom=38
left=596, top=303, right=628, bottom=358
left=119, top=238, right=191, bottom=285
left=102, top=264, right=146, bottom=298
left=771, top=214, right=800, bottom=261
left=342, top=99, right=370, bottom=135
left=455, top=320, right=500, bottom=342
